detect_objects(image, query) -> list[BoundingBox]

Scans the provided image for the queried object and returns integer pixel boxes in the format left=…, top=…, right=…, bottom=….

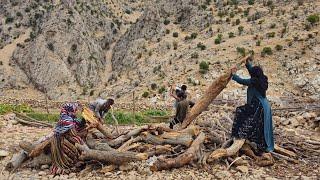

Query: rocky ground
left=0, top=102, right=319, bottom=180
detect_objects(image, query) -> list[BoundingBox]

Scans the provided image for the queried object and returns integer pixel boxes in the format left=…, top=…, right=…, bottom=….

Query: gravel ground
left=0, top=115, right=319, bottom=180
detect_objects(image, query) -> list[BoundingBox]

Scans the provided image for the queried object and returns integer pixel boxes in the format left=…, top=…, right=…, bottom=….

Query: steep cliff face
left=9, top=1, right=124, bottom=99
left=111, top=0, right=214, bottom=73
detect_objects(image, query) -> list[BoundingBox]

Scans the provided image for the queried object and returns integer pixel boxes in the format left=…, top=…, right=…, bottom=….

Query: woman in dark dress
left=231, top=58, right=274, bottom=153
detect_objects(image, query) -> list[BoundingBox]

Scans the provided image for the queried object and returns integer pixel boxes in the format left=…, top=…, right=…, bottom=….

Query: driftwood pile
left=5, top=56, right=298, bottom=174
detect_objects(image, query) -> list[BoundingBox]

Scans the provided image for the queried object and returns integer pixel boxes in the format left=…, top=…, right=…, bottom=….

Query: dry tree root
left=150, top=132, right=206, bottom=171
left=208, top=139, right=245, bottom=162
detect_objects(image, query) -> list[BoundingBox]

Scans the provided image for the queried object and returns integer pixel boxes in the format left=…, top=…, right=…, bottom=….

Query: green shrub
left=235, top=19, right=240, bottom=25
left=248, top=0, right=255, bottom=5
left=5, top=16, right=14, bottom=24
left=151, top=83, right=157, bottom=90
left=191, top=33, right=198, bottom=39
left=307, top=14, right=319, bottom=25
left=199, top=61, right=209, bottom=72
left=215, top=38, right=221, bottom=44
left=16, top=12, right=22, bottom=17
left=229, top=32, right=235, bottom=38
left=275, top=44, right=283, bottom=51
left=47, top=43, right=54, bottom=51
left=238, top=26, right=244, bottom=35
left=173, top=32, right=179, bottom=38
left=256, top=40, right=261, bottom=46
left=236, top=47, right=246, bottom=57
left=142, top=91, right=149, bottom=98
left=143, top=109, right=168, bottom=116
left=191, top=52, right=199, bottom=59
left=164, top=19, right=170, bottom=25
left=197, top=42, right=206, bottom=50
left=267, top=32, right=275, bottom=38
left=166, top=29, right=170, bottom=34
left=261, top=47, right=273, bottom=56
left=158, top=86, right=166, bottom=94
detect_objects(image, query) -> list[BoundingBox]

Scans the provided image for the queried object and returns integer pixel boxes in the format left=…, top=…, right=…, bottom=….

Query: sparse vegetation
left=164, top=19, right=170, bottom=25
left=236, top=19, right=240, bottom=25
left=199, top=61, right=209, bottom=74
left=151, top=83, right=157, bottom=90
left=215, top=34, right=223, bottom=44
left=238, top=26, right=244, bottom=35
left=236, top=47, right=246, bottom=57
left=47, top=43, right=54, bottom=52
left=173, top=41, right=178, bottom=50
left=275, top=44, right=283, bottom=51
left=197, top=42, right=206, bottom=50
left=173, top=32, right=179, bottom=38
left=142, top=91, right=149, bottom=98
left=256, top=40, right=261, bottom=46
left=307, top=14, right=319, bottom=25
left=191, top=52, right=199, bottom=59
left=5, top=16, right=14, bottom=24
left=229, top=32, right=235, bottom=38
left=261, top=47, right=273, bottom=56
left=158, top=86, right=166, bottom=94
left=0, top=104, right=33, bottom=115
left=267, top=32, right=276, bottom=38
left=248, top=0, right=255, bottom=5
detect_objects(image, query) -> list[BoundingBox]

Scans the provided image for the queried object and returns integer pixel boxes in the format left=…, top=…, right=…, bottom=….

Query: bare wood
left=24, top=153, right=52, bottom=168
left=141, top=131, right=193, bottom=147
left=209, top=139, right=245, bottom=161
left=270, top=151, right=298, bottom=164
left=150, top=132, right=206, bottom=171
left=110, top=106, right=120, bottom=135
left=5, top=150, right=28, bottom=172
left=274, top=144, right=297, bottom=157
left=86, top=135, right=114, bottom=151
left=15, top=112, right=53, bottom=127
left=146, top=145, right=173, bottom=157
left=76, top=144, right=148, bottom=165
left=117, top=137, right=142, bottom=152
left=108, top=125, right=149, bottom=147
left=29, top=138, right=52, bottom=157
left=180, top=56, right=249, bottom=129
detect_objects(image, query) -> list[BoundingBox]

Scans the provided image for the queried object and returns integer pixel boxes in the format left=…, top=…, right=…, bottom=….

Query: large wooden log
left=108, top=125, right=149, bottom=147
left=141, top=125, right=200, bottom=147
left=76, top=144, right=148, bottom=165
left=150, top=132, right=206, bottom=171
left=180, top=56, right=248, bottom=129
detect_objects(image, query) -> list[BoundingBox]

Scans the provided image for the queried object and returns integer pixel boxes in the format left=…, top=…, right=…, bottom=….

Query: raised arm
left=245, top=61, right=253, bottom=72
left=232, top=74, right=252, bottom=86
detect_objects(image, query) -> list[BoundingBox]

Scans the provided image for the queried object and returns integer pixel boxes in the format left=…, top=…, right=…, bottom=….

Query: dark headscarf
left=249, top=66, right=268, bottom=98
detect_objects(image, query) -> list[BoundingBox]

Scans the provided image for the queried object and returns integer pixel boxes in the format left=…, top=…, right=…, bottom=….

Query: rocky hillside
left=0, top=0, right=319, bottom=103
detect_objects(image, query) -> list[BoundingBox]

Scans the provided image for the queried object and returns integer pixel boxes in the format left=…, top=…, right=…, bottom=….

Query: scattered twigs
left=15, top=112, right=53, bottom=127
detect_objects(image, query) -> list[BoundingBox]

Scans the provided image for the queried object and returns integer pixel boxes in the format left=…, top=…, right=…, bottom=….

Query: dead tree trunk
left=76, top=144, right=148, bottom=165
left=180, top=56, right=248, bottom=129
left=108, top=125, right=149, bottom=147
left=150, top=132, right=205, bottom=171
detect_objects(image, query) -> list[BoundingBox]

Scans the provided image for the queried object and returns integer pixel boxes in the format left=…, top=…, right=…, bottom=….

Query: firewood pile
left=4, top=56, right=300, bottom=174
